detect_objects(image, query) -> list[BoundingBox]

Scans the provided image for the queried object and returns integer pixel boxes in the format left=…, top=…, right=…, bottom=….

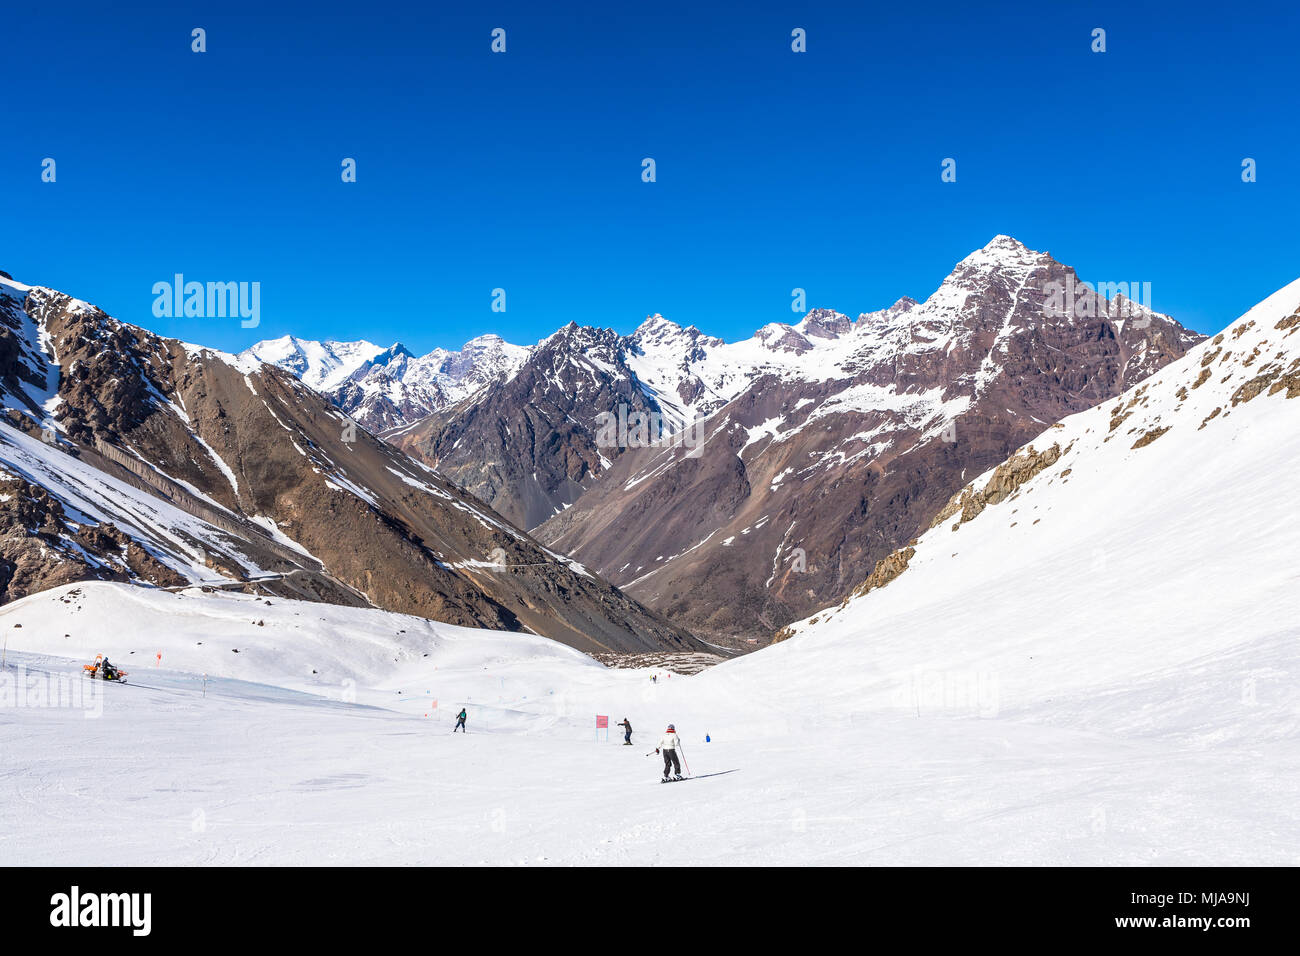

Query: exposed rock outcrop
left=930, top=443, right=1064, bottom=532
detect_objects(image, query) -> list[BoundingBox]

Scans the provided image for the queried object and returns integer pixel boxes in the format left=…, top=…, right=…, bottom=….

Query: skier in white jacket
left=656, top=724, right=683, bottom=781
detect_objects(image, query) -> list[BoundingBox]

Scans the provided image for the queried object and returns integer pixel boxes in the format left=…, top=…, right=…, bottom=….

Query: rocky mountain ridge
left=0, top=273, right=698, bottom=655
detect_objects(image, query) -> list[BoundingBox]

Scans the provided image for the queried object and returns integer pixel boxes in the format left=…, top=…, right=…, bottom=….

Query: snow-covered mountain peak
left=376, top=342, right=416, bottom=361
left=855, top=296, right=920, bottom=331
left=237, top=231, right=1204, bottom=477
left=462, top=332, right=507, bottom=348
left=242, top=330, right=530, bottom=432
left=628, top=315, right=723, bottom=358
left=437, top=333, right=528, bottom=383
left=949, top=233, right=1050, bottom=279
left=633, top=313, right=680, bottom=335
left=240, top=336, right=388, bottom=392
left=794, top=308, right=854, bottom=340
left=984, top=232, right=1029, bottom=251
left=457, top=332, right=523, bottom=358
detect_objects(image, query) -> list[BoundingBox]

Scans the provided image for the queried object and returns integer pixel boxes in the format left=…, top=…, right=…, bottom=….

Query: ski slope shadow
left=670, top=769, right=740, bottom=782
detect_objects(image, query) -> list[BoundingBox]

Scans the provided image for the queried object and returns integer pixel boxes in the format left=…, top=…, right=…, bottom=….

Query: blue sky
left=3, top=0, right=1298, bottom=352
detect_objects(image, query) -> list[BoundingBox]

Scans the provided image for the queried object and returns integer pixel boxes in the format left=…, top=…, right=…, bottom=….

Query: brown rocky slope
left=0, top=274, right=698, bottom=655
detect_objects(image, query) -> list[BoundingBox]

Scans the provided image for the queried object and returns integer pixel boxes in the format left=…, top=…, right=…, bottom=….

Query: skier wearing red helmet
left=656, top=724, right=682, bottom=781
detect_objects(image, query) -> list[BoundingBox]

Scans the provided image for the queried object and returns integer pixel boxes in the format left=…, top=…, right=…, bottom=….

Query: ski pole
left=678, top=744, right=691, bottom=776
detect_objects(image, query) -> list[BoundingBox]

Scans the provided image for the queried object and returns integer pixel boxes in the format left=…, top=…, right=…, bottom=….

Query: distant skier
left=617, top=718, right=633, bottom=745
left=656, top=724, right=682, bottom=780
left=454, top=708, right=467, bottom=733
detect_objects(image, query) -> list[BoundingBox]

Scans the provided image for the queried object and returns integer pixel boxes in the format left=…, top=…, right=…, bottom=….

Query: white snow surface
left=1, top=269, right=1297, bottom=866
left=4, top=555, right=1294, bottom=865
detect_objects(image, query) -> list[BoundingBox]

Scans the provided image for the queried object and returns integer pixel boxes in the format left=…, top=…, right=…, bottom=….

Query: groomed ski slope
left=1, top=569, right=1294, bottom=866
left=2, top=281, right=1299, bottom=866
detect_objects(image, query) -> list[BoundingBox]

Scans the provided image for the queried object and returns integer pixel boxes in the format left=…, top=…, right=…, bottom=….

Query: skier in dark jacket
left=617, top=718, right=632, bottom=745
left=454, top=709, right=467, bottom=733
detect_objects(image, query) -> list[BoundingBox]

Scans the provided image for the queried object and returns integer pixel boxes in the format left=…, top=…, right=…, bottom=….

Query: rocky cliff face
left=0, top=274, right=698, bottom=655
left=535, top=237, right=1204, bottom=644
left=389, top=323, right=668, bottom=529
